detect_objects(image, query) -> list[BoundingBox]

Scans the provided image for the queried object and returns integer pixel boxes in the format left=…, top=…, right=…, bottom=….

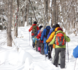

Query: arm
left=49, top=35, right=56, bottom=45
left=36, top=31, right=42, bottom=39
left=37, top=26, right=39, bottom=30
left=29, top=26, right=32, bottom=32
left=41, top=30, right=45, bottom=40
left=46, top=31, right=55, bottom=43
left=47, top=29, right=53, bottom=39
left=64, top=34, right=70, bottom=42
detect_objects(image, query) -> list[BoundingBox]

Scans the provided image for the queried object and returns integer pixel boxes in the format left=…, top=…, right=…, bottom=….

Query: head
left=57, top=28, right=63, bottom=31
left=52, top=25, right=56, bottom=28
left=39, top=25, right=43, bottom=30
left=33, top=21, right=37, bottom=24
left=46, top=26, right=51, bottom=30
left=55, top=24, right=60, bottom=28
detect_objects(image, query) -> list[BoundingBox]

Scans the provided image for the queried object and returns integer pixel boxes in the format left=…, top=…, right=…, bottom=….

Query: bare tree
left=7, top=0, right=12, bottom=46
left=14, top=0, right=19, bottom=37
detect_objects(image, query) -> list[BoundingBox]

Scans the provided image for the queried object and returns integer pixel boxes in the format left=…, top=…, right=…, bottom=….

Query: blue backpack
left=73, top=45, right=78, bottom=58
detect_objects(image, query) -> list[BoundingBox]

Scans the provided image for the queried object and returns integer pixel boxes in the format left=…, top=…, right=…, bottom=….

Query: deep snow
left=0, top=26, right=78, bottom=70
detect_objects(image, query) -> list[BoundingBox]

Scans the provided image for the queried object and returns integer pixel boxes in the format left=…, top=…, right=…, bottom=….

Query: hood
left=46, top=26, right=51, bottom=30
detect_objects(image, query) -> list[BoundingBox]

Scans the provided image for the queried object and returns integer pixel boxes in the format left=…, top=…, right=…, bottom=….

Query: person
left=73, top=45, right=78, bottom=58
left=49, top=28, right=70, bottom=69
left=46, top=24, right=60, bottom=60
left=29, top=21, right=39, bottom=48
left=35, top=25, right=43, bottom=52
left=46, top=24, right=60, bottom=43
left=47, top=25, right=56, bottom=60
left=41, top=25, right=51, bottom=57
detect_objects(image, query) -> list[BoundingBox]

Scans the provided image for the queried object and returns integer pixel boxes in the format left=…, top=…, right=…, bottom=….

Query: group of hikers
left=28, top=21, right=78, bottom=69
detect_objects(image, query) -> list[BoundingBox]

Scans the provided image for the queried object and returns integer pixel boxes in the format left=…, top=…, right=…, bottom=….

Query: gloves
left=48, top=43, right=50, bottom=46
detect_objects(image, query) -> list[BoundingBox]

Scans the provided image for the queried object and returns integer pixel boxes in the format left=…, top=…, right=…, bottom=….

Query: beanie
left=39, top=25, right=43, bottom=30
left=33, top=21, right=37, bottom=24
left=55, top=24, right=60, bottom=28
left=57, top=28, right=63, bottom=31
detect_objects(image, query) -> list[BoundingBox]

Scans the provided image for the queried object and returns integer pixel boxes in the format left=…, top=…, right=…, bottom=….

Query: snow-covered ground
left=0, top=26, right=78, bottom=70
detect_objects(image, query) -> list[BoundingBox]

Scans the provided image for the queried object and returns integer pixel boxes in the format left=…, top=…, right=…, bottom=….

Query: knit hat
left=55, top=24, right=60, bottom=28
left=33, top=21, right=37, bottom=24
left=57, top=28, right=63, bottom=31
left=39, top=25, right=43, bottom=30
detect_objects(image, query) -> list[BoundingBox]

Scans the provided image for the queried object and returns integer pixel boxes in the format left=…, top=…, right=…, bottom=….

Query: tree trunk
left=7, top=0, right=12, bottom=46
left=14, top=0, right=19, bottom=37
left=52, top=0, right=58, bottom=25
left=27, top=4, right=29, bottom=26
left=44, top=0, right=49, bottom=28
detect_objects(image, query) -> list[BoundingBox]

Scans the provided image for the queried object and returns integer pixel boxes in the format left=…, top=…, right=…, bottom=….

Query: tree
left=14, top=0, right=19, bottom=37
left=7, top=0, right=13, bottom=46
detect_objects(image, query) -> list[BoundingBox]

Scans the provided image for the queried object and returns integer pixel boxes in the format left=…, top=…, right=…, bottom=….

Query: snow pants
left=36, top=40, right=40, bottom=51
left=32, top=36, right=36, bottom=48
left=48, top=45, right=53, bottom=59
left=40, top=43, right=44, bottom=55
left=44, top=43, right=48, bottom=55
left=53, top=48, right=65, bottom=68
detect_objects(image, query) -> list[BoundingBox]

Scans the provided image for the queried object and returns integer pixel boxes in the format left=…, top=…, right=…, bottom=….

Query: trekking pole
left=67, top=42, right=69, bottom=62
left=74, top=58, right=77, bottom=70
left=29, top=32, right=30, bottom=46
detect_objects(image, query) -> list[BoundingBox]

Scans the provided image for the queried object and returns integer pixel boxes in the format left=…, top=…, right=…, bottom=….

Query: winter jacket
left=49, top=30, right=70, bottom=48
left=29, top=24, right=39, bottom=36
left=47, top=28, right=55, bottom=39
left=73, top=45, right=78, bottom=58
left=36, top=30, right=42, bottom=39
left=46, top=27, right=60, bottom=43
left=41, top=26, right=51, bottom=43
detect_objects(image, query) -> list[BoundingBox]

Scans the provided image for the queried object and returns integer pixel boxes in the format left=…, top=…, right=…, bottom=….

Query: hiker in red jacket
left=36, top=26, right=44, bottom=53
left=29, top=21, right=39, bottom=48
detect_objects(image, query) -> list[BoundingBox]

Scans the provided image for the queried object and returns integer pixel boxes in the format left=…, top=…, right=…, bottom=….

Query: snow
left=0, top=25, right=78, bottom=70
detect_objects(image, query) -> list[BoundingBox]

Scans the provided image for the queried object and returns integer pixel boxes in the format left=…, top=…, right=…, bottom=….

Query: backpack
left=55, top=33, right=66, bottom=46
left=32, top=25, right=38, bottom=35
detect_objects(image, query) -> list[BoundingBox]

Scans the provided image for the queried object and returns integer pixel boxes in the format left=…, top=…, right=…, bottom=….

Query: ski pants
left=44, top=43, right=48, bottom=55
left=32, top=36, right=36, bottom=48
left=36, top=40, right=40, bottom=51
left=40, top=43, right=44, bottom=55
left=53, top=48, right=65, bottom=68
left=48, top=45, right=53, bottom=59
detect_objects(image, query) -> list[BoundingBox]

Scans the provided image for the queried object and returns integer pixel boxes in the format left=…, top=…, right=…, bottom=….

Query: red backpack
left=55, top=33, right=66, bottom=46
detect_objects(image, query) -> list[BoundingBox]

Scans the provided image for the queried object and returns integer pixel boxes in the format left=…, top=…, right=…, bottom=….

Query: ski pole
left=29, top=32, right=30, bottom=46
left=74, top=58, right=77, bottom=70
left=67, top=42, right=69, bottom=62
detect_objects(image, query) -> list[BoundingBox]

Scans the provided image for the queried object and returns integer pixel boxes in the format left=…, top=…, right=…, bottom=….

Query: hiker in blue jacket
left=40, top=25, right=51, bottom=57
left=47, top=25, right=56, bottom=39
left=73, top=45, right=78, bottom=58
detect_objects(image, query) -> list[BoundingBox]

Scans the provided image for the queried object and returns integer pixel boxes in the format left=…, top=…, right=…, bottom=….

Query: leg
left=60, top=48, right=65, bottom=68
left=41, top=43, right=44, bottom=55
left=48, top=45, right=53, bottom=59
left=44, top=43, right=48, bottom=56
left=32, top=36, right=35, bottom=48
left=53, top=48, right=60, bottom=67
left=36, top=40, right=39, bottom=51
